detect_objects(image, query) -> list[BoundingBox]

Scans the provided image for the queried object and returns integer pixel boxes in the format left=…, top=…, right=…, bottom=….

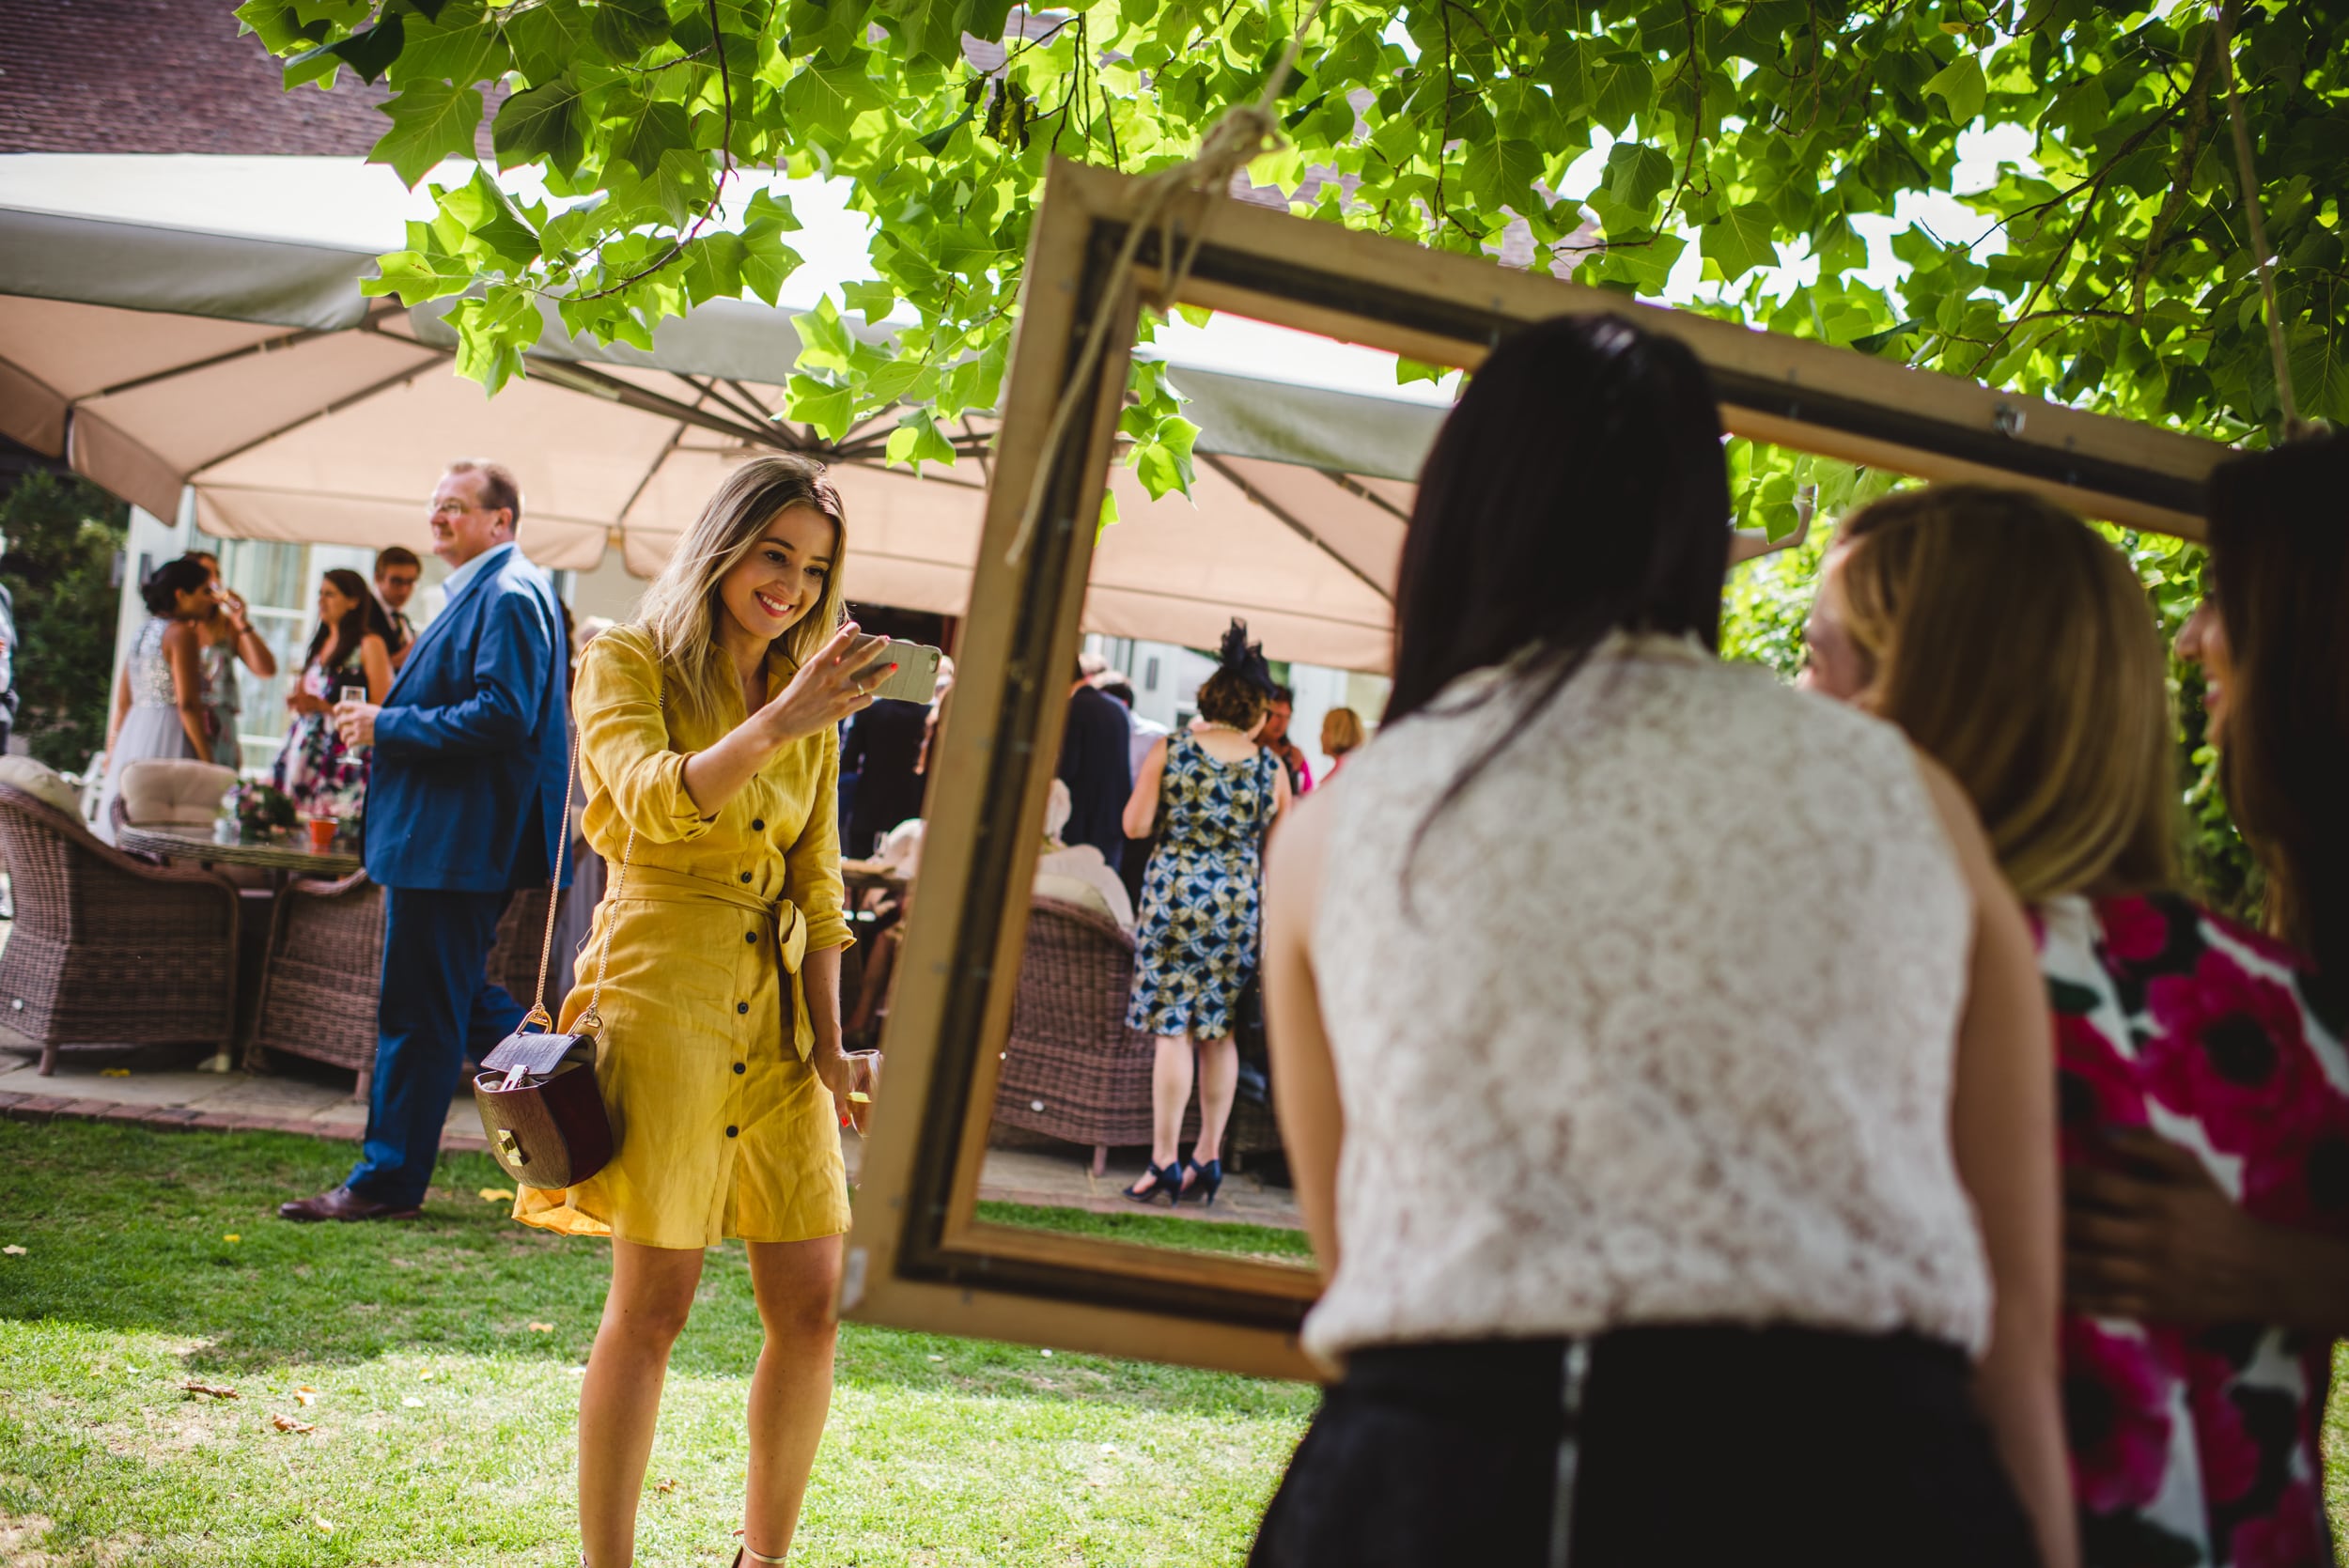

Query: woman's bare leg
left=1147, top=1032, right=1195, bottom=1175
left=580, top=1239, right=707, bottom=1567
left=1191, top=1034, right=1239, bottom=1167
left=741, top=1234, right=844, bottom=1560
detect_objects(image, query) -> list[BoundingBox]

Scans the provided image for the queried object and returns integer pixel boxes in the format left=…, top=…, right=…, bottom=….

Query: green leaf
left=679, top=232, right=746, bottom=304
left=285, top=14, right=404, bottom=86
left=1922, top=54, right=1986, bottom=126
left=370, top=81, right=485, bottom=187
left=363, top=245, right=474, bottom=303
left=739, top=232, right=804, bottom=307
left=1130, top=414, right=1199, bottom=500
left=1097, top=487, right=1120, bottom=534
left=504, top=0, right=589, bottom=85
left=883, top=409, right=958, bottom=471
left=841, top=281, right=897, bottom=322
left=786, top=375, right=855, bottom=441
left=443, top=166, right=542, bottom=269
left=493, top=80, right=585, bottom=176
left=1700, top=202, right=1778, bottom=284
left=1464, top=138, right=1543, bottom=210
left=1394, top=357, right=1446, bottom=386
left=589, top=0, right=670, bottom=59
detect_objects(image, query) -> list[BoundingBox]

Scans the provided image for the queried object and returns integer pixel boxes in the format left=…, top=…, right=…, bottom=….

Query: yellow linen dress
left=513, top=626, right=854, bottom=1250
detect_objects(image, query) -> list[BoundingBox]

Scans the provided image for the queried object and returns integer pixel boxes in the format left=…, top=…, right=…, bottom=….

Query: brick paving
left=0, top=1035, right=1302, bottom=1230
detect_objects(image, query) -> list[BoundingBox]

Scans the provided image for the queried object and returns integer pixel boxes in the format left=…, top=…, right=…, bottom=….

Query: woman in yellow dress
left=513, top=455, right=894, bottom=1568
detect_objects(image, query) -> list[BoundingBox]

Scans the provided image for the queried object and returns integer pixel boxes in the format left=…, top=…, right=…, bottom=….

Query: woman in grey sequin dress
left=94, top=558, right=216, bottom=843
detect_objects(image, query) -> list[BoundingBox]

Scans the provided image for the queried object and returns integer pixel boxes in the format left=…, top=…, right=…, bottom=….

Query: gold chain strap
left=520, top=723, right=580, bottom=1032
left=521, top=687, right=657, bottom=1040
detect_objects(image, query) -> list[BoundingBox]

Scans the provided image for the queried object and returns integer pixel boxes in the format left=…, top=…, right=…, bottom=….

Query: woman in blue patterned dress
left=1120, top=644, right=1290, bottom=1206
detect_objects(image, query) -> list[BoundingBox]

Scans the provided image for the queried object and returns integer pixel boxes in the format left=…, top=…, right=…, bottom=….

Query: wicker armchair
left=488, top=884, right=560, bottom=1011
left=250, top=877, right=565, bottom=1093
left=0, top=781, right=241, bottom=1075
left=247, top=870, right=385, bottom=1089
left=991, top=894, right=1281, bottom=1175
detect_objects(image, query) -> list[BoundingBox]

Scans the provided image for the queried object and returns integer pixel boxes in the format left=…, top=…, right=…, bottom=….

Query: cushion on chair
left=0, top=756, right=83, bottom=820
left=119, top=759, right=239, bottom=827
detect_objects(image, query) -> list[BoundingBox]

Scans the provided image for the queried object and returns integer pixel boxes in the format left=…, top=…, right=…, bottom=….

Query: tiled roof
left=0, top=0, right=499, bottom=159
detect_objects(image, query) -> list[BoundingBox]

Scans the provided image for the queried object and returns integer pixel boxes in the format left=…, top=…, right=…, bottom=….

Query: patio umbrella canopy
left=0, top=197, right=1433, bottom=671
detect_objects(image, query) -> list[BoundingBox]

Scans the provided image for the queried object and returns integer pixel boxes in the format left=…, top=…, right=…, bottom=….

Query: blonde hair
left=637, top=456, right=848, bottom=733
left=1321, top=706, right=1365, bottom=755
left=1828, top=485, right=2176, bottom=904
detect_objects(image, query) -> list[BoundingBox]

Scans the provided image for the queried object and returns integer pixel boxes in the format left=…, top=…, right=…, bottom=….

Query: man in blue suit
left=280, top=459, right=571, bottom=1222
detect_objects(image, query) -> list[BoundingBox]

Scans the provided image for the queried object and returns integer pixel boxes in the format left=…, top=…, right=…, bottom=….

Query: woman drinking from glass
left=271, top=568, right=394, bottom=822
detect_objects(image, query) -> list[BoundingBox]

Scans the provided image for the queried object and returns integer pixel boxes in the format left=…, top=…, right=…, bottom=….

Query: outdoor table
left=116, top=821, right=364, bottom=882
left=114, top=823, right=366, bottom=1070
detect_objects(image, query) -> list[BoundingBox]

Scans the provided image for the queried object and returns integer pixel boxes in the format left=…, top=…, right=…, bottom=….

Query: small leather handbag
left=474, top=716, right=642, bottom=1190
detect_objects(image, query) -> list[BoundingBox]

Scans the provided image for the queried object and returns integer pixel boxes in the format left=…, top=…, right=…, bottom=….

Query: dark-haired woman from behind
left=271, top=568, right=395, bottom=822
left=1252, top=315, right=2073, bottom=1567
left=1803, top=484, right=2344, bottom=1565
left=95, top=556, right=218, bottom=844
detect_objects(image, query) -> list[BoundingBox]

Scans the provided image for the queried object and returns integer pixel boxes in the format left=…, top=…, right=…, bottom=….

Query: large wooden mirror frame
left=840, top=158, right=2231, bottom=1381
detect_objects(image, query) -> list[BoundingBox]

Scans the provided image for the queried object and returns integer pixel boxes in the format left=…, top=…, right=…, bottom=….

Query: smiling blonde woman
left=512, top=454, right=894, bottom=1568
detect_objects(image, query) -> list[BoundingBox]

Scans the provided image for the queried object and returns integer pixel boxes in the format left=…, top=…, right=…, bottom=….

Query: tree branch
left=564, top=0, right=738, bottom=305
left=2130, top=24, right=2220, bottom=318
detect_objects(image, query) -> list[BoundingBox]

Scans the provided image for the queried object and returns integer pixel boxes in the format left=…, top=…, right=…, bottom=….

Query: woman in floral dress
left=1804, top=483, right=2344, bottom=1567
left=1120, top=632, right=1289, bottom=1207
left=271, top=568, right=394, bottom=823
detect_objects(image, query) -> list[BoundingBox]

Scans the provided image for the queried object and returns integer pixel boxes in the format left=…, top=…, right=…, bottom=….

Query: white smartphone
left=865, top=640, right=943, bottom=703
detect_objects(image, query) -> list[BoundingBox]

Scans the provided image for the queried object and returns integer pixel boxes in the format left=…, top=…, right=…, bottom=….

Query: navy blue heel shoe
left=1124, top=1160, right=1181, bottom=1206
left=1181, top=1157, right=1223, bottom=1207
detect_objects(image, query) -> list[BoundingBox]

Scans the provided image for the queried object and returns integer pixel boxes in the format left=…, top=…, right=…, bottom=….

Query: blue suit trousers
left=347, top=887, right=526, bottom=1206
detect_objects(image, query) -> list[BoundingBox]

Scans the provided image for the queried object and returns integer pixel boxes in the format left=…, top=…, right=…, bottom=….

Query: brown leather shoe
left=276, top=1185, right=422, bottom=1223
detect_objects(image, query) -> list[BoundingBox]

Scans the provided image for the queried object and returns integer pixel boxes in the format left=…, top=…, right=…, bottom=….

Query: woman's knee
left=604, top=1244, right=704, bottom=1346
left=750, top=1237, right=843, bottom=1339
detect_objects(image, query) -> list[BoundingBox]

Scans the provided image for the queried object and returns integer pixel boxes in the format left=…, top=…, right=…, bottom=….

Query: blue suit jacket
left=365, top=544, right=571, bottom=893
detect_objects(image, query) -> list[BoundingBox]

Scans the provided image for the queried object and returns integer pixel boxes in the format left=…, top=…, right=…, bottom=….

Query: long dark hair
left=1385, top=314, right=1731, bottom=854
left=303, top=567, right=397, bottom=674
left=2205, top=432, right=2349, bottom=982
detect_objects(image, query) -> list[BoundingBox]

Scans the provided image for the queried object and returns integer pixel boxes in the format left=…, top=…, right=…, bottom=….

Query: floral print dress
left=2041, top=892, right=2346, bottom=1568
left=1127, top=730, right=1281, bottom=1041
left=271, top=650, right=370, bottom=821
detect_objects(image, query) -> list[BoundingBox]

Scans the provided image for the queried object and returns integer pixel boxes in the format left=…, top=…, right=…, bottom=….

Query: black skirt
left=1250, top=1325, right=2040, bottom=1568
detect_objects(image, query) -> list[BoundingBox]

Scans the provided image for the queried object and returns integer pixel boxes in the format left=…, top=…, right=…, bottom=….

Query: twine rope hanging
left=2213, top=0, right=2310, bottom=441
left=1002, top=1, right=1329, bottom=567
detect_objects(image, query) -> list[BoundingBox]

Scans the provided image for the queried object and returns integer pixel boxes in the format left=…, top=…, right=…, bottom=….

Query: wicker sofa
left=990, top=894, right=1280, bottom=1175
left=249, top=877, right=558, bottom=1093
left=0, top=781, right=241, bottom=1075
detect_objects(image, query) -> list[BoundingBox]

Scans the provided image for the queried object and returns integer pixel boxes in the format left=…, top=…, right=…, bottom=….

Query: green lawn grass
left=0, top=1120, right=1315, bottom=1566
left=972, top=1203, right=1315, bottom=1267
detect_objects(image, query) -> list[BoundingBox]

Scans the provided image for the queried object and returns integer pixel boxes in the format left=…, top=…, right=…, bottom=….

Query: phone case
left=869, top=643, right=943, bottom=703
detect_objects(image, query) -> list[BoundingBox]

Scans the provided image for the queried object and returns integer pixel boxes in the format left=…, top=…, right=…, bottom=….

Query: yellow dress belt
left=605, top=862, right=814, bottom=1057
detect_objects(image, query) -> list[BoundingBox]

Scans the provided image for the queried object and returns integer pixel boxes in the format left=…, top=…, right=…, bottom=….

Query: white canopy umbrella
left=0, top=194, right=1434, bottom=670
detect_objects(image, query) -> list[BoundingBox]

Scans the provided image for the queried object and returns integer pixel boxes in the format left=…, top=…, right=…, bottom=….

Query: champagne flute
left=339, top=685, right=368, bottom=753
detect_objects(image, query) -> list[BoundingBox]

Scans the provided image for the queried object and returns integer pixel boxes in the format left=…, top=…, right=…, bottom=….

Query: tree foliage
left=236, top=0, right=2346, bottom=516
left=0, top=472, right=131, bottom=773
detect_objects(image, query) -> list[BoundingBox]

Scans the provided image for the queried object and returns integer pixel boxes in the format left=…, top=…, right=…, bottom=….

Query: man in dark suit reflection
left=1057, top=656, right=1133, bottom=874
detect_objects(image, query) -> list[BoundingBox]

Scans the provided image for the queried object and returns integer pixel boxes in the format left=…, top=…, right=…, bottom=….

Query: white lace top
left=1303, top=634, right=1993, bottom=1362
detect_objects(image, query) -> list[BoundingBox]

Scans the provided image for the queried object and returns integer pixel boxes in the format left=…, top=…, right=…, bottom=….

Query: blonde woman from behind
left=512, top=455, right=894, bottom=1568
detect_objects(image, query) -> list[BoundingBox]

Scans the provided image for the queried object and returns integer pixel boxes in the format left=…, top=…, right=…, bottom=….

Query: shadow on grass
left=0, top=1120, right=1311, bottom=1419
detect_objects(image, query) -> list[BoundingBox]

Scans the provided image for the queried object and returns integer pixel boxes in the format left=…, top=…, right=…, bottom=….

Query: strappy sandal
left=733, top=1543, right=788, bottom=1565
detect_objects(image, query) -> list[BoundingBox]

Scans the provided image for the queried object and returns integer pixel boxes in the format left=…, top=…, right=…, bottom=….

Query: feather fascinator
left=1217, top=617, right=1276, bottom=693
